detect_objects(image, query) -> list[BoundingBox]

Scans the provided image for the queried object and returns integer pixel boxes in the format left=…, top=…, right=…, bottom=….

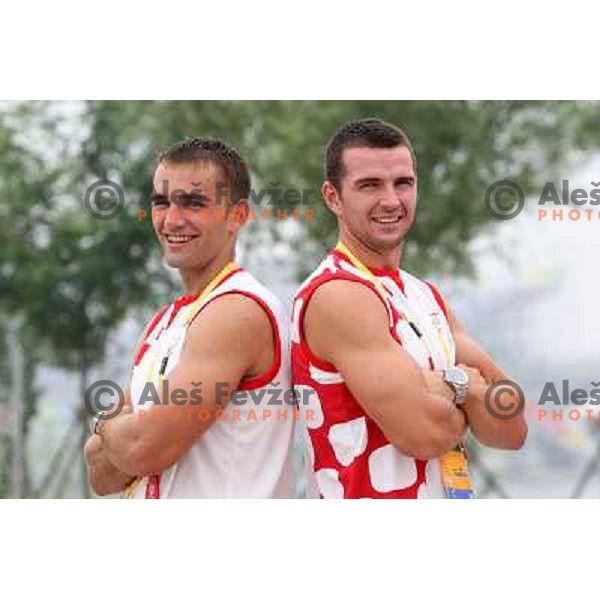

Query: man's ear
left=322, top=180, right=342, bottom=216
left=227, top=198, right=249, bottom=233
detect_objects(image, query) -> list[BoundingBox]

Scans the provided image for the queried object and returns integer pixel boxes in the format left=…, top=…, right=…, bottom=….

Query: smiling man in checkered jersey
left=292, top=118, right=527, bottom=499
left=83, top=138, right=295, bottom=498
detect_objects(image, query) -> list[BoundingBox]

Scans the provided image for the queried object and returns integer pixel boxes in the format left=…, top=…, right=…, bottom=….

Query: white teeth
left=165, top=235, right=196, bottom=244
left=373, top=216, right=401, bottom=224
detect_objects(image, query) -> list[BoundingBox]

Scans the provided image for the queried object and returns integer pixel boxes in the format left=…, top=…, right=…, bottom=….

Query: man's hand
left=82, top=319, right=150, bottom=496
left=84, top=433, right=136, bottom=496
left=422, top=369, right=471, bottom=441
left=442, top=297, right=528, bottom=449
left=458, top=364, right=488, bottom=405
left=96, top=293, right=275, bottom=476
left=304, top=279, right=467, bottom=460
left=423, top=365, right=487, bottom=407
left=422, top=370, right=457, bottom=404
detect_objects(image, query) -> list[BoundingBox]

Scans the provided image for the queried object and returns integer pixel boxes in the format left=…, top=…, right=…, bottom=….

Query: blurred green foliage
left=0, top=100, right=598, bottom=496
left=77, top=100, right=597, bottom=275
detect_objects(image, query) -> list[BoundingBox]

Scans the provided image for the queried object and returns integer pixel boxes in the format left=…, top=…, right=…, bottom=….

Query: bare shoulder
left=304, top=279, right=392, bottom=362
left=305, top=278, right=389, bottom=332
left=187, top=293, right=273, bottom=350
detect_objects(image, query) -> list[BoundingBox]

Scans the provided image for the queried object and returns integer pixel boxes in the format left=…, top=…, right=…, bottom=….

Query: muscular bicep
left=129, top=294, right=273, bottom=473
left=306, top=281, right=426, bottom=399
left=304, top=281, right=465, bottom=458
left=170, top=295, right=268, bottom=404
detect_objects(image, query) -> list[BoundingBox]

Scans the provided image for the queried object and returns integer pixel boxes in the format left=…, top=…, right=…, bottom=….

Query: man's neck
left=179, top=251, right=236, bottom=297
left=338, top=233, right=403, bottom=271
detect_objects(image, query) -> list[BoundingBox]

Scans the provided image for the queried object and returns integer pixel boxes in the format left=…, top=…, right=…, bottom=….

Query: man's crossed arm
left=84, top=294, right=274, bottom=495
left=304, top=279, right=527, bottom=461
left=444, top=302, right=528, bottom=450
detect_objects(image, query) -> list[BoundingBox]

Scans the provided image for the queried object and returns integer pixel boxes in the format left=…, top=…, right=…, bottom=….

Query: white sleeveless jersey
left=128, top=268, right=295, bottom=498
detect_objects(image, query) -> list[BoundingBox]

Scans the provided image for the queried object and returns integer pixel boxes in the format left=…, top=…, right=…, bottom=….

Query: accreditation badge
left=440, top=446, right=475, bottom=499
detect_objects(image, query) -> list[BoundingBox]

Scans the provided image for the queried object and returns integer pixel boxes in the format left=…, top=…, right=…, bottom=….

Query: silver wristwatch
left=89, top=411, right=109, bottom=435
left=442, top=366, right=469, bottom=406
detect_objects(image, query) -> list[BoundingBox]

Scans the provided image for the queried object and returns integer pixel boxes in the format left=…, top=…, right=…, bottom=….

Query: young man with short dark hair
left=85, top=138, right=295, bottom=498
left=292, top=118, right=527, bottom=499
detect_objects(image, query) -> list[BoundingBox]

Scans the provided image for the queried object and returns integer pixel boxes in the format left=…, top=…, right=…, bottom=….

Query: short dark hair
left=325, top=118, right=416, bottom=188
left=157, top=137, right=251, bottom=203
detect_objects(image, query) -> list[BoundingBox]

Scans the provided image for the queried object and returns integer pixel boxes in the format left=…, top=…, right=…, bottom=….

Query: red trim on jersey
left=367, top=266, right=396, bottom=276
left=167, top=267, right=243, bottom=327
left=145, top=474, right=160, bottom=499
left=425, top=281, right=448, bottom=318
left=146, top=306, right=169, bottom=338
left=330, top=248, right=406, bottom=294
left=134, top=306, right=169, bottom=366
left=235, top=291, right=281, bottom=391
left=369, top=267, right=405, bottom=295
left=186, top=288, right=282, bottom=391
left=387, top=270, right=405, bottom=294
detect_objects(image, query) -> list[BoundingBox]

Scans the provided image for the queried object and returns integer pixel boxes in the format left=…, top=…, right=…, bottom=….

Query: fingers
left=457, top=364, right=486, bottom=385
left=422, top=369, right=455, bottom=402
left=84, top=433, right=103, bottom=458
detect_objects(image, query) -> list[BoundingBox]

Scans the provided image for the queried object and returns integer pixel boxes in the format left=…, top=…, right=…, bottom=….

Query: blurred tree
left=1, top=100, right=598, bottom=497
left=0, top=108, right=50, bottom=498
left=253, top=100, right=597, bottom=276
left=80, top=100, right=600, bottom=277
left=0, top=318, right=13, bottom=497
left=0, top=102, right=165, bottom=496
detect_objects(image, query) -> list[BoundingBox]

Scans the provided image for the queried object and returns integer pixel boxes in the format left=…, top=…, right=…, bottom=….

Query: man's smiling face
left=334, top=145, right=417, bottom=253
left=151, top=161, right=234, bottom=271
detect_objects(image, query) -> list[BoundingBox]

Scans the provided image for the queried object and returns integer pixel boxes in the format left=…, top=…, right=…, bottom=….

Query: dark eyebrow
left=174, top=192, right=209, bottom=203
left=150, top=192, right=208, bottom=203
left=354, top=177, right=382, bottom=186
left=394, top=176, right=415, bottom=184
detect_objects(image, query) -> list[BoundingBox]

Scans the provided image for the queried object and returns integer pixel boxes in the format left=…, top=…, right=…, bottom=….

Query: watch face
left=448, top=367, right=469, bottom=386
